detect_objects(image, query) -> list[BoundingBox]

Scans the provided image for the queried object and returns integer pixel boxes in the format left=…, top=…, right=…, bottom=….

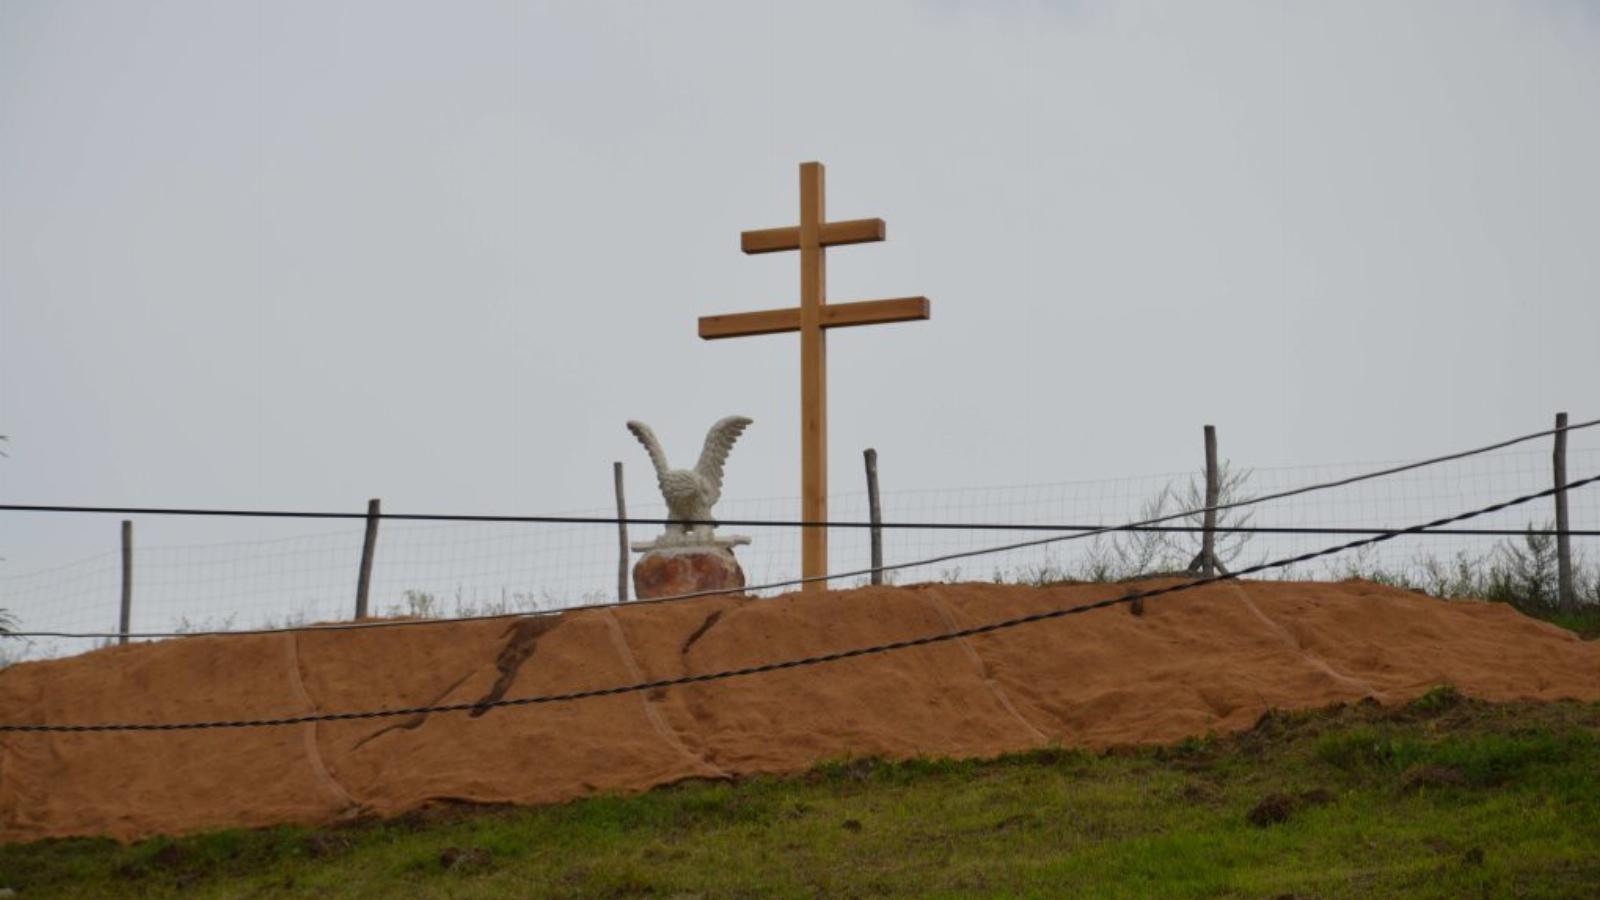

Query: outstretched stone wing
left=695, top=416, right=753, bottom=491
left=626, top=421, right=672, bottom=482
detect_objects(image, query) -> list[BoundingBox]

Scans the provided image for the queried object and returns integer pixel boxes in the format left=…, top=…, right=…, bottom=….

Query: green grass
left=1533, top=605, right=1600, bottom=640
left=2, top=694, right=1598, bottom=898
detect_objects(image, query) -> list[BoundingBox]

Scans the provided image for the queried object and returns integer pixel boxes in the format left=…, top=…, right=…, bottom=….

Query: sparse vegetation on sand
left=4, top=695, right=1597, bottom=898
left=993, top=499, right=1600, bottom=641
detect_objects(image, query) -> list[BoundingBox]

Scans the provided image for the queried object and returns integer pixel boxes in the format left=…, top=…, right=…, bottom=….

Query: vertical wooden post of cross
left=798, top=163, right=829, bottom=583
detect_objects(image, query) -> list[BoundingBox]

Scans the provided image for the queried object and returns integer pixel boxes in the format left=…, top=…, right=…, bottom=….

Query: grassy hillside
left=2, top=690, right=1597, bottom=898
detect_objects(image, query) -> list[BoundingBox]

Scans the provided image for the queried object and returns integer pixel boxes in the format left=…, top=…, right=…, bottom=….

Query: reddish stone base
left=632, top=548, right=746, bottom=600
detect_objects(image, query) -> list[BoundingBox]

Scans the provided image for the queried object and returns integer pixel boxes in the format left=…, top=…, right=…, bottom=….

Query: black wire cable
left=1, top=417, right=1595, bottom=529
left=15, top=486, right=1600, bottom=640
left=15, top=419, right=1600, bottom=641
left=4, top=472, right=1591, bottom=734
left=7, top=504, right=1593, bottom=537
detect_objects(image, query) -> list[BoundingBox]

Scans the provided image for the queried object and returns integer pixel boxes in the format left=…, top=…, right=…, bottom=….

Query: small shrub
left=385, top=590, right=438, bottom=619
left=1408, top=684, right=1463, bottom=714
left=1424, top=730, right=1591, bottom=788
left=438, top=846, right=493, bottom=873
left=1168, top=732, right=1218, bottom=759
left=1247, top=792, right=1296, bottom=827
left=1318, top=725, right=1591, bottom=788
left=1492, top=525, right=1560, bottom=607
left=1398, top=765, right=1466, bottom=793
left=1314, top=727, right=1421, bottom=771
left=1008, top=745, right=1093, bottom=769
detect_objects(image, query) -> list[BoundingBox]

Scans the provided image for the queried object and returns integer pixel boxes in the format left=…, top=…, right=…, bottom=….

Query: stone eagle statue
left=627, top=415, right=752, bottom=544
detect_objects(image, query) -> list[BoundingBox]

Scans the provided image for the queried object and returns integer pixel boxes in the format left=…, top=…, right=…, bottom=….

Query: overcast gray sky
left=3, top=1, right=1598, bottom=573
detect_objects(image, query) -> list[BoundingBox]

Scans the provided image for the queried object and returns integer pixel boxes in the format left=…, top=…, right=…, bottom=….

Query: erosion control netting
left=0, top=579, right=1596, bottom=843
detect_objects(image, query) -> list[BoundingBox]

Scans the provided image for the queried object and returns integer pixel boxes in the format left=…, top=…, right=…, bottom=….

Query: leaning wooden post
left=119, top=520, right=133, bottom=645
left=864, top=448, right=883, bottom=585
left=614, top=461, right=630, bottom=602
left=1201, top=424, right=1220, bottom=577
left=355, top=498, right=380, bottom=620
left=1554, top=412, right=1574, bottom=609
left=1183, top=425, right=1224, bottom=579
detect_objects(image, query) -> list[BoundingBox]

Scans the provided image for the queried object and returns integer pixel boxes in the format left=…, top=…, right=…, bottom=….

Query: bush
left=1315, top=727, right=1421, bottom=771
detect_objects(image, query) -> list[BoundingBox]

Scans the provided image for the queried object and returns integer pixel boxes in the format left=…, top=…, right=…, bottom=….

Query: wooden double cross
left=699, top=162, right=930, bottom=591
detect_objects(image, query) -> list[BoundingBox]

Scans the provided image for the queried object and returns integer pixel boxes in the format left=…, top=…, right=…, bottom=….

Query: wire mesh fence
left=2, top=444, right=1597, bottom=663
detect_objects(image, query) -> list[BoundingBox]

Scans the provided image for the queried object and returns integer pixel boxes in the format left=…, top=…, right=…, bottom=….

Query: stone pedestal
left=632, top=545, right=746, bottom=600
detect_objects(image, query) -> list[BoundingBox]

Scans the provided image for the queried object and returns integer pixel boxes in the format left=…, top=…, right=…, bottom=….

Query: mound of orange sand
left=1, top=579, right=1596, bottom=843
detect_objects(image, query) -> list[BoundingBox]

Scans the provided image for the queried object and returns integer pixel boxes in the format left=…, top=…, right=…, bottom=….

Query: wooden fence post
left=119, top=520, right=132, bottom=645
left=355, top=498, right=380, bottom=620
left=1182, top=425, right=1225, bottom=579
left=615, top=461, right=630, bottom=602
left=864, top=448, right=883, bottom=585
left=1554, top=411, right=1575, bottom=609
left=1201, top=424, right=1220, bottom=577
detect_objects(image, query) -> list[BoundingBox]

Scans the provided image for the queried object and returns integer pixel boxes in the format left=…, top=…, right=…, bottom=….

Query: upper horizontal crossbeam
left=740, top=218, right=886, bottom=254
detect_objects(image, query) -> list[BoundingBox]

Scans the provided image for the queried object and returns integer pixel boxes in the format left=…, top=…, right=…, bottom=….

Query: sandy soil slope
left=1, top=579, right=1595, bottom=843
